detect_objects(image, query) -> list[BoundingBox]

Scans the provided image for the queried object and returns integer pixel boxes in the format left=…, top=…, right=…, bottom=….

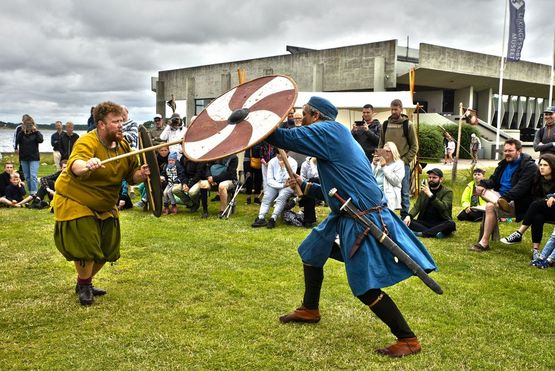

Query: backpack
left=210, top=157, right=233, bottom=178
left=382, top=120, right=411, bottom=145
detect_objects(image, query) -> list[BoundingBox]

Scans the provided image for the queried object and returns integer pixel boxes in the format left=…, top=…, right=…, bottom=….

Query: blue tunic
left=266, top=121, right=438, bottom=296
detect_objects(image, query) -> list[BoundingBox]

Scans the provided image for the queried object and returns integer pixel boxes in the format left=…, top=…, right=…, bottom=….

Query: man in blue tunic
left=266, top=96, right=438, bottom=358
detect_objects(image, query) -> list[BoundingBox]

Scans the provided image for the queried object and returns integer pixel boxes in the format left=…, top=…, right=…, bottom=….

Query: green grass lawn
left=0, top=159, right=554, bottom=369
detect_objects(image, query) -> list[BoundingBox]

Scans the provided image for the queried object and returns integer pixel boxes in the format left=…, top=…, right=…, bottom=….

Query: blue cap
left=168, top=152, right=178, bottom=160
left=307, top=96, right=338, bottom=120
left=544, top=106, right=555, bottom=113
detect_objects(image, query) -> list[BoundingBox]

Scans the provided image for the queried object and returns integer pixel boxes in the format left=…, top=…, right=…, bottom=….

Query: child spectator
left=0, top=172, right=33, bottom=207
left=457, top=168, right=487, bottom=222
left=161, top=152, right=186, bottom=214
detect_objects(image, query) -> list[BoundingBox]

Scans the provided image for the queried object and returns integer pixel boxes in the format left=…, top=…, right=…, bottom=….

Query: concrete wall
left=157, top=40, right=399, bottom=118
left=419, top=43, right=551, bottom=84
left=414, top=91, right=443, bottom=113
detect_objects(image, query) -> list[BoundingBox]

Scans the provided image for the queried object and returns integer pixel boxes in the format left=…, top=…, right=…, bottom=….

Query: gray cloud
left=0, top=0, right=552, bottom=126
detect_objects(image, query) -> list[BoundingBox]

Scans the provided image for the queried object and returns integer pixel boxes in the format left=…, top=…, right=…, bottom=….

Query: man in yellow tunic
left=53, top=101, right=150, bottom=306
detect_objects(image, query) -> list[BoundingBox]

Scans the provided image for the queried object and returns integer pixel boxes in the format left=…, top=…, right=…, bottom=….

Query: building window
left=195, top=98, right=214, bottom=115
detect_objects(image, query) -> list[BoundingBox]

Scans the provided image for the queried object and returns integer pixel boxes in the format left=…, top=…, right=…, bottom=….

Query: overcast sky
left=0, top=0, right=552, bottom=126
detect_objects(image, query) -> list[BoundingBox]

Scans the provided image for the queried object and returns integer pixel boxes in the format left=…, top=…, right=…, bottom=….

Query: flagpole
left=549, top=31, right=555, bottom=106
left=495, top=0, right=509, bottom=161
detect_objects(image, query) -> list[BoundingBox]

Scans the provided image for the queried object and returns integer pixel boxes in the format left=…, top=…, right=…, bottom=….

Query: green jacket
left=409, top=185, right=453, bottom=221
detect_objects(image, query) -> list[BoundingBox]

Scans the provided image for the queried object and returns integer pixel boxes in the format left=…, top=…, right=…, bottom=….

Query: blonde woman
left=371, top=141, right=404, bottom=210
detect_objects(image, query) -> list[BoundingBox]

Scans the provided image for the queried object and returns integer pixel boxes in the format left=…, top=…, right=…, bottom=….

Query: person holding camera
left=160, top=112, right=187, bottom=163
left=15, top=115, right=43, bottom=195
left=403, top=168, right=456, bottom=238
left=371, top=142, right=405, bottom=211
left=351, top=104, right=381, bottom=163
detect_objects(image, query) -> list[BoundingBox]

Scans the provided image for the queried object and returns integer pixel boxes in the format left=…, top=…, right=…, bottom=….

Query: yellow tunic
left=53, top=130, right=139, bottom=221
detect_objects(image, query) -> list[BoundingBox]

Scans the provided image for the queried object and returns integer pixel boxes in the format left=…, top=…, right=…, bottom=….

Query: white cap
left=154, top=114, right=162, bottom=119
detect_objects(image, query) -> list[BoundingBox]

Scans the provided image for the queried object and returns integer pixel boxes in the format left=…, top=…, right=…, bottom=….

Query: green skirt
left=54, top=216, right=121, bottom=263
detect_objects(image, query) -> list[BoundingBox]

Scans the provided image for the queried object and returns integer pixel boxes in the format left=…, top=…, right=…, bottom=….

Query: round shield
left=183, top=75, right=298, bottom=161
left=138, top=126, right=163, bottom=217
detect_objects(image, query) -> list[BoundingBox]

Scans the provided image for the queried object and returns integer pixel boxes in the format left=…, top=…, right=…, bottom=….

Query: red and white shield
left=183, top=75, right=297, bottom=161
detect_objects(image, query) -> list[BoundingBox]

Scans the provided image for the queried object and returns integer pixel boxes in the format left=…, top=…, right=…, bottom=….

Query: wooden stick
left=99, top=138, right=183, bottom=165
left=277, top=148, right=303, bottom=196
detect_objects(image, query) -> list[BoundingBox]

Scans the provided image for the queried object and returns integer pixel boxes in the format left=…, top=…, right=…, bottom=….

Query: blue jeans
left=20, top=160, right=39, bottom=194
left=540, top=228, right=555, bottom=261
left=400, top=163, right=411, bottom=218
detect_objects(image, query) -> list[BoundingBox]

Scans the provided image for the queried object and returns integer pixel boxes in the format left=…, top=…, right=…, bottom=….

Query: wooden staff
left=98, top=138, right=182, bottom=166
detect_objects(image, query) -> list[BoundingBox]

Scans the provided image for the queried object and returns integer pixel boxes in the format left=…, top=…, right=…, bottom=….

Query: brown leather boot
left=279, top=306, right=320, bottom=324
left=376, top=337, right=421, bottom=357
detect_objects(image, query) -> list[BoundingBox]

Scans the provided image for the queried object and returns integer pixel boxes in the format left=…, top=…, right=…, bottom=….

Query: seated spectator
left=298, top=156, right=320, bottom=227
left=135, top=146, right=169, bottom=209
left=457, top=167, right=487, bottom=222
left=172, top=158, right=208, bottom=216
left=531, top=226, right=555, bottom=268
left=403, top=168, right=455, bottom=238
left=371, top=142, right=404, bottom=211
left=161, top=152, right=186, bottom=215
left=0, top=172, right=33, bottom=207
left=500, top=154, right=555, bottom=260
left=208, top=154, right=238, bottom=217
left=470, top=139, right=537, bottom=252
left=28, top=160, right=68, bottom=209
left=243, top=145, right=263, bottom=205
left=117, top=180, right=133, bottom=210
left=252, top=151, right=297, bottom=228
left=0, top=161, right=16, bottom=197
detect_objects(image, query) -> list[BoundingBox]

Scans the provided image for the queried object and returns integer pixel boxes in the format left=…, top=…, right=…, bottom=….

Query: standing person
left=13, top=114, right=31, bottom=181
left=59, top=121, right=79, bottom=161
left=444, top=133, right=455, bottom=165
left=51, top=121, right=64, bottom=170
left=160, top=113, right=186, bottom=162
left=52, top=101, right=150, bottom=306
left=86, top=106, right=96, bottom=132
left=371, top=142, right=404, bottom=211
left=266, top=96, right=437, bottom=358
left=470, top=133, right=481, bottom=164
left=351, top=104, right=381, bottom=163
left=243, top=145, right=263, bottom=205
left=16, top=116, right=43, bottom=195
left=379, top=99, right=419, bottom=220
left=533, top=106, right=555, bottom=156
left=147, top=114, right=166, bottom=145
left=121, top=105, right=139, bottom=150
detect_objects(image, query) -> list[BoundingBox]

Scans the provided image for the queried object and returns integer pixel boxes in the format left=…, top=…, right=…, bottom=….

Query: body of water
left=0, top=128, right=87, bottom=153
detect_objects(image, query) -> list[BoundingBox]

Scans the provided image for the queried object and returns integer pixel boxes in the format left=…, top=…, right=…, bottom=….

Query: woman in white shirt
left=371, top=142, right=404, bottom=211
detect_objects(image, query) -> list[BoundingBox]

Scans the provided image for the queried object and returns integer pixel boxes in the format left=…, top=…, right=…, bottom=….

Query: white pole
left=549, top=31, right=555, bottom=106
left=495, top=0, right=509, bottom=161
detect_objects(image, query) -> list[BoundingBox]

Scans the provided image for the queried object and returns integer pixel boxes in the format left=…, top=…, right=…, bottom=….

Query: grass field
left=0, top=158, right=554, bottom=369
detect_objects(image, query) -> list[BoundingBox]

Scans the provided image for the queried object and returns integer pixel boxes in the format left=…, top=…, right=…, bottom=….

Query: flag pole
left=549, top=30, right=555, bottom=106
left=495, top=0, right=509, bottom=161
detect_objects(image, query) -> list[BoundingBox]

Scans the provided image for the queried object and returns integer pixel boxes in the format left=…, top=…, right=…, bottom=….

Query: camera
left=421, top=179, right=428, bottom=187
left=354, top=121, right=365, bottom=126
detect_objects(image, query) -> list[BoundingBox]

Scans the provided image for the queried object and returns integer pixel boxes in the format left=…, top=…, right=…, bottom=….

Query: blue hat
left=168, top=152, right=178, bottom=160
left=307, top=96, right=338, bottom=120
left=544, top=106, right=555, bottom=113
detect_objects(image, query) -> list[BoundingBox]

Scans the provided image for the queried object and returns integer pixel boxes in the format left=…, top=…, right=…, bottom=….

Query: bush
left=417, top=124, right=444, bottom=162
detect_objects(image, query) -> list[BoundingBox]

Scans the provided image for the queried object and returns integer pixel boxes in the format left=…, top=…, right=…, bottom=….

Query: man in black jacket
left=351, top=104, right=381, bottom=163
left=59, top=121, right=80, bottom=160
left=470, top=138, right=537, bottom=252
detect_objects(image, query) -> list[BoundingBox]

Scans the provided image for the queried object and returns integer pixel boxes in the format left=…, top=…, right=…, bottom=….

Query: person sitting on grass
left=0, top=172, right=33, bottom=207
left=117, top=180, right=133, bottom=210
left=28, top=160, right=68, bottom=209
left=0, top=161, right=16, bottom=197
left=135, top=146, right=169, bottom=210
left=251, top=151, right=297, bottom=229
left=161, top=151, right=186, bottom=215
left=470, top=139, right=537, bottom=252
left=530, top=226, right=555, bottom=269
left=457, top=167, right=487, bottom=222
left=403, top=168, right=456, bottom=238
left=207, top=154, right=238, bottom=218
left=500, top=154, right=555, bottom=261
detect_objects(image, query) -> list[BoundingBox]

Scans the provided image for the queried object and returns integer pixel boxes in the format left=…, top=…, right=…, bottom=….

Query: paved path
left=421, top=159, right=499, bottom=172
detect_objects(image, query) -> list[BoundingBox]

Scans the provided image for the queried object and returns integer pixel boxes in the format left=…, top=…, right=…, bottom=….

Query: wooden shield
left=183, top=75, right=298, bottom=161
left=138, top=126, right=163, bottom=217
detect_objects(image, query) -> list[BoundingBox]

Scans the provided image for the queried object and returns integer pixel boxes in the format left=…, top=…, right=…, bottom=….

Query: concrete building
left=153, top=39, right=554, bottom=157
